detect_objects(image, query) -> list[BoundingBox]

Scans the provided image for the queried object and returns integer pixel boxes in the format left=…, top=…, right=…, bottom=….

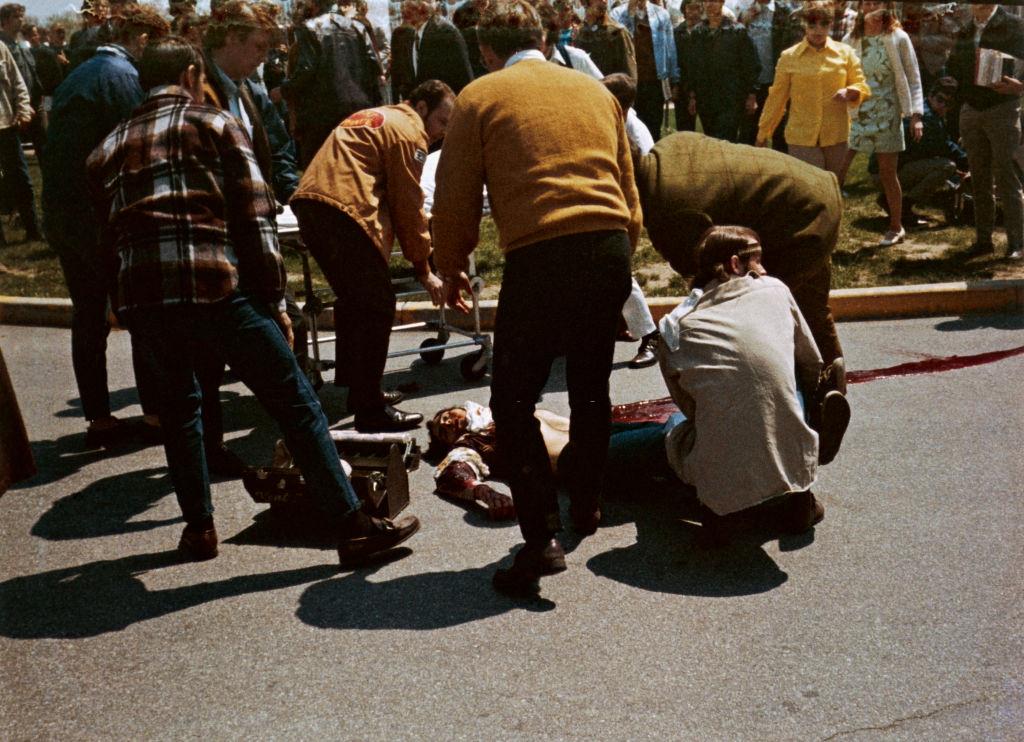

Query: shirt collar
left=96, top=43, right=134, bottom=62
left=211, top=60, right=241, bottom=99
left=146, top=84, right=194, bottom=101
left=796, top=37, right=836, bottom=56
left=504, top=48, right=547, bottom=68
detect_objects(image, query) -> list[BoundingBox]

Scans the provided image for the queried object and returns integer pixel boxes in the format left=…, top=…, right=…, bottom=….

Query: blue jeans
left=606, top=412, right=686, bottom=483
left=128, top=292, right=361, bottom=526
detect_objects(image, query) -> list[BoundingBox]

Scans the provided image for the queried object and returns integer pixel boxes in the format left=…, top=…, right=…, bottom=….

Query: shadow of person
left=297, top=550, right=555, bottom=631
left=934, top=312, right=1024, bottom=332
left=31, top=466, right=178, bottom=541
left=12, top=433, right=113, bottom=490
left=586, top=497, right=789, bottom=598
left=55, top=386, right=144, bottom=419
left=0, top=551, right=338, bottom=639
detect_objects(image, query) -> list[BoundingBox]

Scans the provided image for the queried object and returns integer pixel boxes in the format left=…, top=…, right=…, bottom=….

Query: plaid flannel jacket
left=87, top=85, right=285, bottom=315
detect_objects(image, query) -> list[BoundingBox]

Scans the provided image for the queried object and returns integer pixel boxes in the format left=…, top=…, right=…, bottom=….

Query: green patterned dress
left=849, top=34, right=905, bottom=154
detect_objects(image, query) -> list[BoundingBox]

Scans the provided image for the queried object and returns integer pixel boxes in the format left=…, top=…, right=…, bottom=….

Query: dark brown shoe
left=627, top=332, right=660, bottom=369
left=178, top=524, right=219, bottom=561
left=818, top=391, right=851, bottom=465
left=338, top=511, right=420, bottom=567
left=778, top=491, right=824, bottom=535
left=492, top=539, right=566, bottom=593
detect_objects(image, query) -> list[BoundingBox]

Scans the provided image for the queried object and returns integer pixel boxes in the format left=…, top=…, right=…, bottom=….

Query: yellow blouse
left=757, top=37, right=871, bottom=148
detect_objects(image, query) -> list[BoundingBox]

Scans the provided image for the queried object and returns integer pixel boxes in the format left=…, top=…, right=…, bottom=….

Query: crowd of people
left=0, top=0, right=1020, bottom=592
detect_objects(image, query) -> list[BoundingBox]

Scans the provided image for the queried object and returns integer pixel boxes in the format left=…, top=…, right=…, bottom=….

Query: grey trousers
left=960, top=99, right=1024, bottom=250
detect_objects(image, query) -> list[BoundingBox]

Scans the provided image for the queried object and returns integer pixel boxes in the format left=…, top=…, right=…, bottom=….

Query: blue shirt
left=610, top=3, right=679, bottom=82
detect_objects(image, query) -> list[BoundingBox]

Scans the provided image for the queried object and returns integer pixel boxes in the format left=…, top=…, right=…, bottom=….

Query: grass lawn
left=2, top=147, right=1022, bottom=301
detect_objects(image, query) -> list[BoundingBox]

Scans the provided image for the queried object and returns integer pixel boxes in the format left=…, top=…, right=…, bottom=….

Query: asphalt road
left=1, top=313, right=1022, bottom=740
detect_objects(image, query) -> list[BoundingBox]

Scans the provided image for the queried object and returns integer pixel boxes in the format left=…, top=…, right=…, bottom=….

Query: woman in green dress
left=843, top=0, right=925, bottom=247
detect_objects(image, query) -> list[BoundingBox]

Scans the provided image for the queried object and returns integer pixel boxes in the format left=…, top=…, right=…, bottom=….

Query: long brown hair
left=850, top=1, right=899, bottom=40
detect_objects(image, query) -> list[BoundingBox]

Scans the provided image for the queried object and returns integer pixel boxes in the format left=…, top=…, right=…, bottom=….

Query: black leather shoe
left=354, top=405, right=423, bottom=433
left=492, top=539, right=566, bottom=594
left=338, top=511, right=420, bottom=567
left=84, top=418, right=131, bottom=449
left=627, top=332, right=660, bottom=369
left=347, top=390, right=405, bottom=414
left=205, top=444, right=248, bottom=478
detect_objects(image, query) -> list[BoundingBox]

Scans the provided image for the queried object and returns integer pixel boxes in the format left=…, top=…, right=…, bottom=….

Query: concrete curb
left=2, top=279, right=1022, bottom=331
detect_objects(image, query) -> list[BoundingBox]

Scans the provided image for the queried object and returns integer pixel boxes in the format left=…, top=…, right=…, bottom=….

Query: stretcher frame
left=279, top=229, right=491, bottom=389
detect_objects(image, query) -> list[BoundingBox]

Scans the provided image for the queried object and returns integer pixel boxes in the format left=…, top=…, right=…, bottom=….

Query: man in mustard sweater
left=291, top=80, right=451, bottom=433
left=432, top=0, right=642, bottom=594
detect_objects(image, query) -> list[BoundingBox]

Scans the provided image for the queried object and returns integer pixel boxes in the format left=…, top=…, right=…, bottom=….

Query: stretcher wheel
left=419, top=337, right=445, bottom=365
left=460, top=350, right=488, bottom=381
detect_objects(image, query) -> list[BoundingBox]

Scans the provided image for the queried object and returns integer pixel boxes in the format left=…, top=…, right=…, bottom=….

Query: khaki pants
left=960, top=99, right=1024, bottom=251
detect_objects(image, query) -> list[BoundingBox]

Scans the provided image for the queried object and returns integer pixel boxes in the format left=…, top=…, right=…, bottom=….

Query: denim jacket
left=610, top=3, right=679, bottom=83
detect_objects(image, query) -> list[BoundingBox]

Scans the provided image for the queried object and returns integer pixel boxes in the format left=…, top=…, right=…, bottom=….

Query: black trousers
left=737, top=87, right=788, bottom=151
left=635, top=80, right=666, bottom=142
left=490, top=230, right=632, bottom=545
left=295, top=201, right=394, bottom=415
left=698, top=102, right=743, bottom=142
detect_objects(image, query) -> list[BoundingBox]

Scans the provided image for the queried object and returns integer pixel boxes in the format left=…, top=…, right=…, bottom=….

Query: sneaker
left=338, top=511, right=420, bottom=567
left=1008, top=249, right=1023, bottom=260
left=878, top=227, right=905, bottom=247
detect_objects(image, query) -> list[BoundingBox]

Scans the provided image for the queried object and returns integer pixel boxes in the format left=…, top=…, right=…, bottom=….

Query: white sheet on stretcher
left=420, top=150, right=491, bottom=218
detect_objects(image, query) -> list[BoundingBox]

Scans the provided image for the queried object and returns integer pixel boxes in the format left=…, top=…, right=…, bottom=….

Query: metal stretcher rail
left=279, top=229, right=491, bottom=390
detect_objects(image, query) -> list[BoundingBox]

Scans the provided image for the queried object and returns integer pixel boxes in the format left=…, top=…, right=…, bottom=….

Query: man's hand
left=992, top=75, right=1024, bottom=96
left=17, top=107, right=34, bottom=130
left=441, top=271, right=473, bottom=314
left=687, top=96, right=697, bottom=117
left=274, top=310, right=294, bottom=348
left=755, top=138, right=770, bottom=147
left=745, top=93, right=758, bottom=115
left=910, top=114, right=924, bottom=142
left=834, top=88, right=860, bottom=103
left=417, top=270, right=446, bottom=306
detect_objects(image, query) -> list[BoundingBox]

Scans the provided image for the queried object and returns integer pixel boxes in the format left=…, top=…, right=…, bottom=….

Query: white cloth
left=505, top=48, right=547, bottom=68
left=550, top=43, right=604, bottom=79
left=462, top=400, right=493, bottom=433
left=844, top=28, right=925, bottom=119
left=622, top=276, right=657, bottom=337
left=420, top=150, right=490, bottom=216
left=626, top=108, right=655, bottom=154
left=658, top=275, right=821, bottom=515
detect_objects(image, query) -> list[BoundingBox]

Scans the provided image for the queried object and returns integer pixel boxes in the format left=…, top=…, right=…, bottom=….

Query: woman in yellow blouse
left=755, top=1, right=870, bottom=181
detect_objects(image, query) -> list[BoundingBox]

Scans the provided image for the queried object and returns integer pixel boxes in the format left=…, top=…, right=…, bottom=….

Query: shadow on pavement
left=586, top=497, right=789, bottom=598
left=55, top=386, right=143, bottom=419
left=0, top=551, right=338, bottom=639
left=934, top=313, right=1024, bottom=332
left=31, top=465, right=178, bottom=540
left=297, top=550, right=554, bottom=631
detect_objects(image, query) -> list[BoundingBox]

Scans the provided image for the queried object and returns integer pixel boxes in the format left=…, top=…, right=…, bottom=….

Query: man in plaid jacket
left=87, top=36, right=420, bottom=565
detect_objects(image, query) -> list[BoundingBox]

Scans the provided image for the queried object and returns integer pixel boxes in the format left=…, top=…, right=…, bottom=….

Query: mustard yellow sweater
left=431, top=57, right=642, bottom=275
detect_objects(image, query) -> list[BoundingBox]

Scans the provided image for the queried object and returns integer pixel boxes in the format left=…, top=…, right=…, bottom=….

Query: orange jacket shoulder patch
left=341, top=110, right=385, bottom=129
